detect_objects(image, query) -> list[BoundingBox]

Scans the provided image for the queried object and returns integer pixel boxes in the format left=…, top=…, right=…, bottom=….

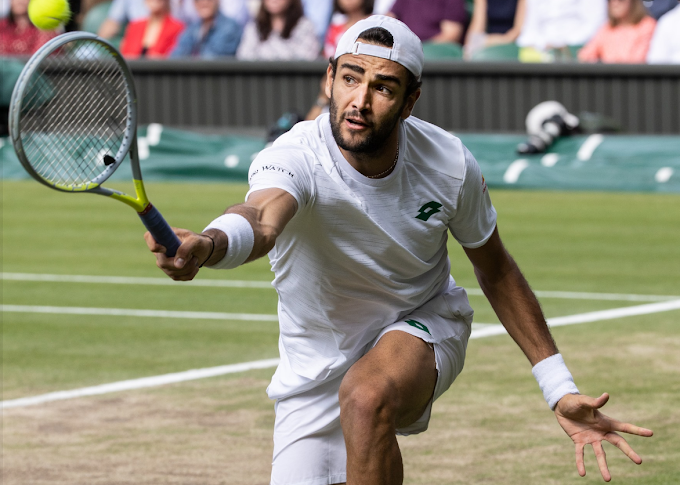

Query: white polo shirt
left=246, top=114, right=497, bottom=399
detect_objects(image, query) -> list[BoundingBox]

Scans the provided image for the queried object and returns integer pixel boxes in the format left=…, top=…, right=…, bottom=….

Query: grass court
left=2, top=179, right=679, bottom=484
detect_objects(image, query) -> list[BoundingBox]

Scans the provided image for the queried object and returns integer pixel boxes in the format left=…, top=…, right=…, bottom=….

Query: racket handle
left=138, top=204, right=181, bottom=258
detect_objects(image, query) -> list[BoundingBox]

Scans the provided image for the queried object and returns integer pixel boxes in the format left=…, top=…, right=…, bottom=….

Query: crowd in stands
left=1, top=0, right=680, bottom=63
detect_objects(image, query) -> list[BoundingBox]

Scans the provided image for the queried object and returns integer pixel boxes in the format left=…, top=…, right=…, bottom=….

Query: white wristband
left=532, top=353, right=579, bottom=410
left=203, top=214, right=255, bottom=269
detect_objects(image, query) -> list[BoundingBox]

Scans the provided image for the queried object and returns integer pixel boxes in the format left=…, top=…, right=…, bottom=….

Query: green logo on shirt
left=406, top=319, right=431, bottom=335
left=416, top=201, right=443, bottom=221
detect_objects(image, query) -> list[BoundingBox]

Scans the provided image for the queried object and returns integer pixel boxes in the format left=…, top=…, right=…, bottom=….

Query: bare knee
left=339, top=374, right=398, bottom=432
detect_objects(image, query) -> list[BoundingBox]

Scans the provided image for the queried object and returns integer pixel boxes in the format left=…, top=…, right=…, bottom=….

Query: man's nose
left=351, top=84, right=371, bottom=111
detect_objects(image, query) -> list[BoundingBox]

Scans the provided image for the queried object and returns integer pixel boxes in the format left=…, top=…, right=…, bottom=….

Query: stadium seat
left=568, top=44, right=584, bottom=58
left=0, top=59, right=25, bottom=109
left=471, top=43, right=520, bottom=61
left=422, top=42, right=463, bottom=60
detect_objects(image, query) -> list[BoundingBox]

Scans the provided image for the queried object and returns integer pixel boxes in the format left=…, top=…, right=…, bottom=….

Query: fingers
left=591, top=392, right=610, bottom=410
left=610, top=419, right=654, bottom=437
left=144, top=231, right=166, bottom=253
left=605, top=432, right=643, bottom=465
left=155, top=253, right=200, bottom=280
left=173, top=236, right=203, bottom=269
left=592, top=441, right=611, bottom=482
left=145, top=228, right=208, bottom=281
left=575, top=443, right=586, bottom=477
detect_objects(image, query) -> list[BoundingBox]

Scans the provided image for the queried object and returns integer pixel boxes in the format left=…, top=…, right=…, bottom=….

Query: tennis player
left=146, top=16, right=653, bottom=485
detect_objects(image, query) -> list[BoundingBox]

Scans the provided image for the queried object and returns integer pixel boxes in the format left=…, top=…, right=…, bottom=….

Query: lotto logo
left=415, top=201, right=443, bottom=221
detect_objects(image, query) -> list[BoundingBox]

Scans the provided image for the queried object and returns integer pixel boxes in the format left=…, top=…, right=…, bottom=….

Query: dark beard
left=329, top=94, right=402, bottom=156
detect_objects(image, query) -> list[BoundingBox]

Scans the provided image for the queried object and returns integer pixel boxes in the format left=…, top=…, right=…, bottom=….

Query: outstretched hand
left=144, top=228, right=212, bottom=281
left=554, top=393, right=653, bottom=482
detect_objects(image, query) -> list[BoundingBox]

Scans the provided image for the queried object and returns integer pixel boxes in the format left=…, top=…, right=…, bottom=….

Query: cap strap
left=351, top=41, right=394, bottom=61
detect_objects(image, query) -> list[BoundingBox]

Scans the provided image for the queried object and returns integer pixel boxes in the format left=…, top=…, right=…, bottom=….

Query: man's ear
left=401, top=89, right=421, bottom=120
left=325, top=64, right=334, bottom=100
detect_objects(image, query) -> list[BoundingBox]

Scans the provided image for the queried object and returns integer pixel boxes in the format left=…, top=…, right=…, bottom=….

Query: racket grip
left=138, top=204, right=181, bottom=258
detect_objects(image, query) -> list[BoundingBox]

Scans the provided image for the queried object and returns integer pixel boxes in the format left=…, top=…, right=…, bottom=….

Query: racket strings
left=18, top=39, right=131, bottom=188
left=29, top=65, right=125, bottom=180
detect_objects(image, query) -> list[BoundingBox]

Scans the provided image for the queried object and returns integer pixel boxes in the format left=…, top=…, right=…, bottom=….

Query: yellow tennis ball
left=28, top=0, right=71, bottom=31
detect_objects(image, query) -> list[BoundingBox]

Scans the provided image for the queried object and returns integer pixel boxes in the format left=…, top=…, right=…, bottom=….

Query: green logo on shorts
left=416, top=201, right=443, bottom=221
left=406, top=319, right=431, bottom=335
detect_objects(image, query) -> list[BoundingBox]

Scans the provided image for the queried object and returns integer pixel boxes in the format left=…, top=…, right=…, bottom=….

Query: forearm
left=430, top=21, right=464, bottom=44
left=98, top=19, right=121, bottom=39
left=474, top=251, right=557, bottom=365
left=485, top=30, right=521, bottom=45
left=201, top=188, right=296, bottom=268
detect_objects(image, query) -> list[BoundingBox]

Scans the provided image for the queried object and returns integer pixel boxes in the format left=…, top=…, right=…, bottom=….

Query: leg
left=338, top=330, right=437, bottom=485
left=271, top=373, right=348, bottom=485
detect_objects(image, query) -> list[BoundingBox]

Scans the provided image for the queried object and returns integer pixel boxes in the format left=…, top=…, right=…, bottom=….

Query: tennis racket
left=9, top=32, right=181, bottom=257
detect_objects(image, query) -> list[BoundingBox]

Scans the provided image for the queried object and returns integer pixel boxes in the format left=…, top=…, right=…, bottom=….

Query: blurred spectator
left=0, top=0, right=57, bottom=56
left=388, top=0, right=468, bottom=44
left=98, top=0, right=229, bottom=41
left=301, top=0, right=333, bottom=43
left=236, top=0, right=320, bottom=60
left=373, top=0, right=396, bottom=14
left=171, top=0, right=242, bottom=57
left=647, top=4, right=680, bottom=63
left=179, top=0, right=250, bottom=25
left=97, top=0, right=153, bottom=41
left=517, top=0, right=607, bottom=53
left=323, top=0, right=374, bottom=59
left=464, top=0, right=526, bottom=58
left=120, top=0, right=184, bottom=58
left=645, top=0, right=678, bottom=19
left=578, top=0, right=655, bottom=63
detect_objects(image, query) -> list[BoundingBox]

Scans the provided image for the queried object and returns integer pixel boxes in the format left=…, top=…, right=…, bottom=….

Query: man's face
left=327, top=49, right=419, bottom=155
left=194, top=0, right=219, bottom=20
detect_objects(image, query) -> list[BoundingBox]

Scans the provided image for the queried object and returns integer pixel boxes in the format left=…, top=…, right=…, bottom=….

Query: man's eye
left=377, top=86, right=392, bottom=94
left=344, top=76, right=355, bottom=84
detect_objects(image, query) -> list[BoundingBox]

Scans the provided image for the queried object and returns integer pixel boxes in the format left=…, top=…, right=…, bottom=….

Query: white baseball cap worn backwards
left=334, top=15, right=425, bottom=80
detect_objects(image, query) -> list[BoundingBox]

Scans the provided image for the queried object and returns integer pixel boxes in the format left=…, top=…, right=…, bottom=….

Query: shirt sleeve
left=107, top=0, right=132, bottom=23
left=246, top=144, right=315, bottom=213
left=206, top=18, right=242, bottom=57
left=448, top=146, right=497, bottom=248
left=169, top=26, right=193, bottom=58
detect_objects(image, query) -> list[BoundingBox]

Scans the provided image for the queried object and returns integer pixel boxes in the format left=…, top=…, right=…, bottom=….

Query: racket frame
left=9, top=31, right=150, bottom=213
left=9, top=32, right=181, bottom=256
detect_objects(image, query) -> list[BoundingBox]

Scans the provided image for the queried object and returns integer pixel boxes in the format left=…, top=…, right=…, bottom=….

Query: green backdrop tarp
left=1, top=126, right=679, bottom=193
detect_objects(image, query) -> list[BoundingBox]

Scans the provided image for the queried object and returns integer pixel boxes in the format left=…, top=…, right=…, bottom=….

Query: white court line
left=469, top=299, right=680, bottom=339
left=0, top=359, right=281, bottom=409
left=3, top=273, right=676, bottom=302
left=577, top=134, right=604, bottom=161
left=3, top=299, right=680, bottom=410
left=0, top=305, right=279, bottom=322
left=0, top=272, right=273, bottom=289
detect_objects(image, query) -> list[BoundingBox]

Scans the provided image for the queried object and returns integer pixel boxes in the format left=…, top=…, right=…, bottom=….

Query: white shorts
left=270, top=308, right=472, bottom=485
